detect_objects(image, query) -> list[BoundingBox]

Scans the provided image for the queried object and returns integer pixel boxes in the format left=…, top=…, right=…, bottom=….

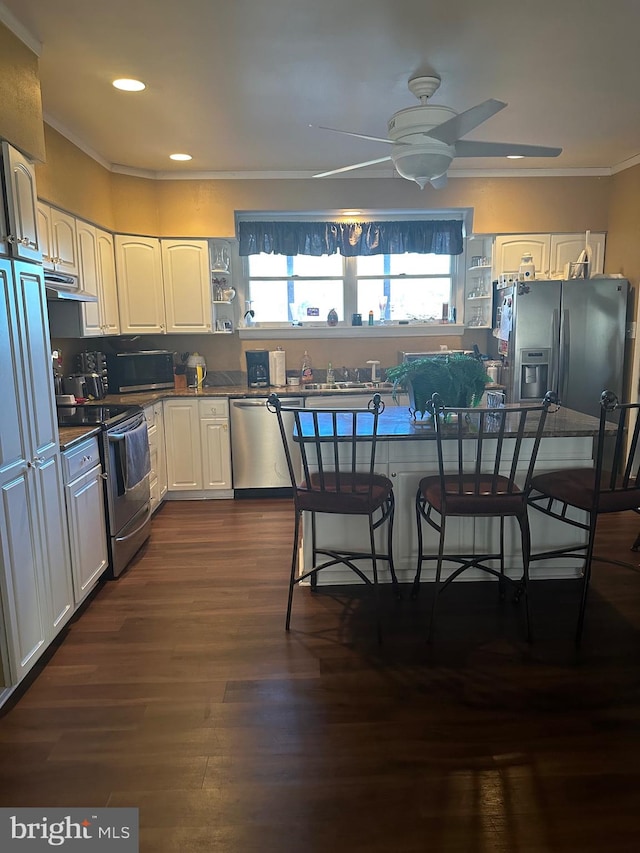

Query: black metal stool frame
left=414, top=392, right=556, bottom=643
left=267, top=393, right=399, bottom=641
left=528, top=390, right=640, bottom=645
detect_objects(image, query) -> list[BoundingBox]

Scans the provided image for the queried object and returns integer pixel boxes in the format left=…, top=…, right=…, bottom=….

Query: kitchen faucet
left=367, top=360, right=380, bottom=384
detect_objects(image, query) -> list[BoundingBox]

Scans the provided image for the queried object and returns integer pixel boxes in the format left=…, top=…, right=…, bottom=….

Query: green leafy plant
left=386, top=354, right=489, bottom=417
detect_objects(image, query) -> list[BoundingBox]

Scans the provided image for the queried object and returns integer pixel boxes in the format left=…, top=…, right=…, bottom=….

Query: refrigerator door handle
left=559, top=309, right=570, bottom=402
left=551, top=308, right=560, bottom=392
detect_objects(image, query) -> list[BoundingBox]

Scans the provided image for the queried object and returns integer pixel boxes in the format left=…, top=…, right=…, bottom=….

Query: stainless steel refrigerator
left=493, top=278, right=629, bottom=418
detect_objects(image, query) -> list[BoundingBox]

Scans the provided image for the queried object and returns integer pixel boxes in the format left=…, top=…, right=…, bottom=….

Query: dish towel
left=118, top=420, right=151, bottom=492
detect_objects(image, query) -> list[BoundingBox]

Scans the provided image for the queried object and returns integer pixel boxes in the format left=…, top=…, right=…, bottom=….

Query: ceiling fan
left=312, top=75, right=562, bottom=189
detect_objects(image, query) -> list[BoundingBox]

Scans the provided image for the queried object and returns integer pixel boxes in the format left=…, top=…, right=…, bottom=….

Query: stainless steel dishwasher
left=230, top=397, right=303, bottom=495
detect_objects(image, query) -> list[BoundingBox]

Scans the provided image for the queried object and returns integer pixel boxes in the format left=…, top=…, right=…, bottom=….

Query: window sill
left=238, top=323, right=467, bottom=340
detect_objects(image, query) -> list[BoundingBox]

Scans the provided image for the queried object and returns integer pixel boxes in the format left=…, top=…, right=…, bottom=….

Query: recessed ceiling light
left=169, top=153, right=192, bottom=161
left=112, top=78, right=146, bottom=92
left=507, top=154, right=524, bottom=159
left=342, top=210, right=361, bottom=216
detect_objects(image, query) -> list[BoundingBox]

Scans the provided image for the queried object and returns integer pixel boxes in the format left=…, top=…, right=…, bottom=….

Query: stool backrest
left=594, top=391, right=640, bottom=506
left=430, top=391, right=557, bottom=499
left=267, top=393, right=385, bottom=505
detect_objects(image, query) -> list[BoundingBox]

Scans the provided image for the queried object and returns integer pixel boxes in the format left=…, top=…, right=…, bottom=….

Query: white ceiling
left=3, top=0, right=640, bottom=181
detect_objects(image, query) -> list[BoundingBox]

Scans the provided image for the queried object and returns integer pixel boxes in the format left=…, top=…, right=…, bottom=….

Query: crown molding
left=44, top=113, right=112, bottom=170
left=0, top=2, right=41, bottom=55
left=611, top=151, right=640, bottom=175
left=43, top=117, right=640, bottom=182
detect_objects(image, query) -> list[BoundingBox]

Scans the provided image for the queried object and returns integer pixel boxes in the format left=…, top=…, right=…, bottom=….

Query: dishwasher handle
left=232, top=398, right=303, bottom=408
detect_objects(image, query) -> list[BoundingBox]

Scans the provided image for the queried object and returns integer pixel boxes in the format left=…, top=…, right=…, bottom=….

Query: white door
left=1, top=142, right=41, bottom=262
left=14, top=263, right=59, bottom=457
left=494, top=235, right=551, bottom=278
left=65, top=464, right=108, bottom=605
left=37, top=203, right=54, bottom=270
left=161, top=239, right=212, bottom=333
left=115, top=235, right=166, bottom=334
left=77, top=221, right=101, bottom=336
left=549, top=233, right=606, bottom=278
left=0, top=471, right=48, bottom=681
left=164, top=400, right=202, bottom=490
left=50, top=209, right=79, bottom=277
left=36, top=452, right=74, bottom=630
left=200, top=419, right=232, bottom=489
left=96, top=229, right=120, bottom=335
left=155, top=403, right=167, bottom=500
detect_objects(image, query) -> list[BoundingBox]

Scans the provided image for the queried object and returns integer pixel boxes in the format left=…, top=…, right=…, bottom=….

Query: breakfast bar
left=299, top=403, right=603, bottom=585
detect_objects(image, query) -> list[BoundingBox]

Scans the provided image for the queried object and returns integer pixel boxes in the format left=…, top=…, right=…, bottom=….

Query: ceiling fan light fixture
left=391, top=148, right=453, bottom=189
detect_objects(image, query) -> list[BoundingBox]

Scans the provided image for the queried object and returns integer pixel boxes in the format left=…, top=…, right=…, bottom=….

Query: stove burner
left=57, top=404, right=142, bottom=429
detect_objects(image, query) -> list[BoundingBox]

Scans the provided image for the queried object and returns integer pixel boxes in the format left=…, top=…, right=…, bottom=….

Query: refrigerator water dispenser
left=520, top=349, right=549, bottom=400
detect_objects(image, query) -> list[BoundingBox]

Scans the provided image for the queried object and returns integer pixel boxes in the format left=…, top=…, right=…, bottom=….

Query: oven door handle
left=114, top=505, right=151, bottom=544
left=108, top=416, right=146, bottom=441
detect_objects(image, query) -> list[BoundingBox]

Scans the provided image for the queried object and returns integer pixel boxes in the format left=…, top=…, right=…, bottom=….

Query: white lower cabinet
left=62, top=437, right=108, bottom=606
left=144, top=402, right=167, bottom=513
left=163, top=398, right=232, bottom=498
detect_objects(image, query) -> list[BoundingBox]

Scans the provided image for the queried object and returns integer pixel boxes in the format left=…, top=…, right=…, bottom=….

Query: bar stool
left=528, top=390, right=640, bottom=645
left=414, top=392, right=556, bottom=642
left=267, top=393, right=398, bottom=641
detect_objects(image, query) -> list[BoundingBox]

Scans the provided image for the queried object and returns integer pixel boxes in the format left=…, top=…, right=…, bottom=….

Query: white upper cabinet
left=548, top=233, right=605, bottom=278
left=115, top=235, right=212, bottom=335
left=96, top=229, right=120, bottom=335
left=78, top=223, right=120, bottom=337
left=37, top=202, right=79, bottom=277
left=494, top=233, right=606, bottom=279
left=161, top=239, right=212, bottom=333
left=115, top=235, right=166, bottom=334
left=494, top=235, right=551, bottom=278
left=1, top=142, right=41, bottom=262
left=77, top=220, right=100, bottom=334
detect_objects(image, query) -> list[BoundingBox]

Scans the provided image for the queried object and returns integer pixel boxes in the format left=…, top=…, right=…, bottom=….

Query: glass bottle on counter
left=301, top=351, right=314, bottom=384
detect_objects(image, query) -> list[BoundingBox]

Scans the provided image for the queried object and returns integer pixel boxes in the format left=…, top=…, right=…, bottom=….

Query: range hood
left=44, top=272, right=97, bottom=303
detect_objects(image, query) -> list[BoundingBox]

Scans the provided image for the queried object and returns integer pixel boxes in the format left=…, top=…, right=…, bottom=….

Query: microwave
left=106, top=350, right=175, bottom=393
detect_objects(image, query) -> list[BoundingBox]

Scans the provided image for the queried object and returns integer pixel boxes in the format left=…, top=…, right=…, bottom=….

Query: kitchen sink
left=303, top=382, right=394, bottom=392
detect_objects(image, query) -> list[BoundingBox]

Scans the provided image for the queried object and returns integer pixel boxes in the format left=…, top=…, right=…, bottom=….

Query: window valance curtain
left=238, top=219, right=463, bottom=256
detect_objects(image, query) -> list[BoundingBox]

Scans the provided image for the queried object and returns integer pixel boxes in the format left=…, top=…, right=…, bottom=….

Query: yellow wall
left=36, top=126, right=115, bottom=227
left=0, top=23, right=45, bottom=162
left=22, top=123, right=640, bottom=381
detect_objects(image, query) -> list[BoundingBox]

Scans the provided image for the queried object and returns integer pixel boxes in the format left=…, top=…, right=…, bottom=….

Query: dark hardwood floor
left=2, top=499, right=640, bottom=852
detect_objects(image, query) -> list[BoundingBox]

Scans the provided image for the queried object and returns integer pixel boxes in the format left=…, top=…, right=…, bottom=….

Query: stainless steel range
left=57, top=404, right=152, bottom=577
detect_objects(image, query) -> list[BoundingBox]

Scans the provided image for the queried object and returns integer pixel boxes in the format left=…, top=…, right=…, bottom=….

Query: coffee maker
left=246, top=350, right=270, bottom=388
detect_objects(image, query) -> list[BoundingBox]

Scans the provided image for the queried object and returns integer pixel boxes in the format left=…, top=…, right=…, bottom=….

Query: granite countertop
left=292, top=403, right=604, bottom=440
left=58, top=425, right=102, bottom=450
left=57, top=386, right=605, bottom=450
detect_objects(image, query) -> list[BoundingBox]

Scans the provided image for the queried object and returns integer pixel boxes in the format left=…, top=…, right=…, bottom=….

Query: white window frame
left=236, top=209, right=472, bottom=339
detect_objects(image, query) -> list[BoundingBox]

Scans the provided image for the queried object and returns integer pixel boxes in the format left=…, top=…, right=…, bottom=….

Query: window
left=246, top=251, right=458, bottom=325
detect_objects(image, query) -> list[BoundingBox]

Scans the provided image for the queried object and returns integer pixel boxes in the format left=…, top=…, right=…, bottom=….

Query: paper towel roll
left=269, top=350, right=286, bottom=387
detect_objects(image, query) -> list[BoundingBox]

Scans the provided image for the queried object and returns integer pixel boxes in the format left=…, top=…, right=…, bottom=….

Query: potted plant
left=386, top=354, right=489, bottom=419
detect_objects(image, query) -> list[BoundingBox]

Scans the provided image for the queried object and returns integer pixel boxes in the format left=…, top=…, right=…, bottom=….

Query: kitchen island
left=295, top=401, right=603, bottom=586
left=60, top=388, right=602, bottom=586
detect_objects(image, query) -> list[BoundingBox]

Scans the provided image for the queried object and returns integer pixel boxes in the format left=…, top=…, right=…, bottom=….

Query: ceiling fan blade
left=425, top=99, right=507, bottom=144
left=454, top=140, right=563, bottom=158
left=430, top=174, right=448, bottom=189
left=311, top=125, right=394, bottom=145
left=313, top=156, right=392, bottom=178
